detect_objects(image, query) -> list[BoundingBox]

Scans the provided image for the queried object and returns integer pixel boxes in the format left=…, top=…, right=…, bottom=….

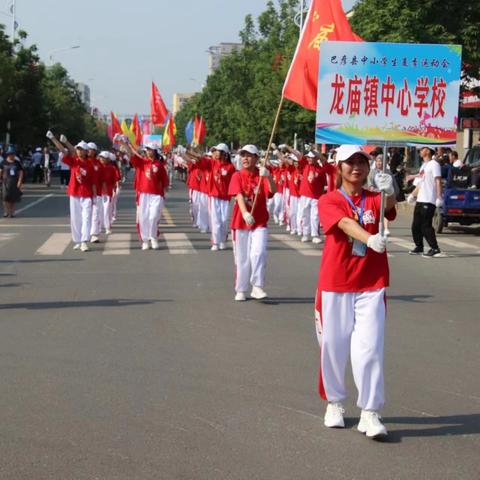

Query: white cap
left=306, top=150, right=318, bottom=158
left=239, top=144, right=259, bottom=156
left=87, top=142, right=98, bottom=151
left=98, top=151, right=110, bottom=159
left=35, top=147, right=42, bottom=152
left=288, top=153, right=298, bottom=161
left=213, top=143, right=230, bottom=154
left=335, top=145, right=370, bottom=164
left=145, top=142, right=157, bottom=150
left=108, top=152, right=116, bottom=161
left=75, top=141, right=89, bottom=150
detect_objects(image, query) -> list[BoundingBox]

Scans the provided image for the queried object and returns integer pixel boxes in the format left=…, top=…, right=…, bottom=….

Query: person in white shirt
left=407, top=147, right=443, bottom=258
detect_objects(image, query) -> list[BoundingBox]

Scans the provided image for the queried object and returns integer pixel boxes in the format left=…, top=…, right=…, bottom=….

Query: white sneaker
left=80, top=242, right=89, bottom=252
left=384, top=229, right=391, bottom=236
left=357, top=410, right=388, bottom=438
left=312, top=236, right=322, bottom=244
left=301, top=236, right=309, bottom=243
left=290, top=229, right=296, bottom=235
left=90, top=235, right=99, bottom=243
left=273, top=215, right=279, bottom=224
left=286, top=224, right=291, bottom=232
left=141, top=242, right=150, bottom=251
left=278, top=220, right=284, bottom=226
left=73, top=243, right=80, bottom=250
left=200, top=229, right=208, bottom=234
left=150, top=238, right=160, bottom=250
left=324, top=402, right=345, bottom=428
left=250, top=286, right=268, bottom=299
left=219, top=242, right=226, bottom=250
left=235, top=292, right=247, bottom=301
left=211, top=244, right=219, bottom=251
left=105, top=229, right=112, bottom=235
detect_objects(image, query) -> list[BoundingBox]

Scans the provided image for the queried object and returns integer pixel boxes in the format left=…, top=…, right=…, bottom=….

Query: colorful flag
left=282, top=0, right=362, bottom=111
left=185, top=118, right=194, bottom=145
left=110, top=112, right=122, bottom=140
left=131, top=114, right=142, bottom=147
left=193, top=115, right=200, bottom=145
left=163, top=114, right=177, bottom=152
left=121, top=118, right=136, bottom=145
left=150, top=81, right=169, bottom=126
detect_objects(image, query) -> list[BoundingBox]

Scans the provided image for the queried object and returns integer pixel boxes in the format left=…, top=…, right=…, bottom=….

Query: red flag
left=197, top=116, right=206, bottom=145
left=150, top=81, right=169, bottom=126
left=131, top=114, right=142, bottom=146
left=110, top=112, right=122, bottom=139
left=282, top=0, right=362, bottom=111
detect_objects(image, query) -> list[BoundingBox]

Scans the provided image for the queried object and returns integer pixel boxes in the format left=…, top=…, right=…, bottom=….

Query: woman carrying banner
left=228, top=145, right=276, bottom=301
left=315, top=145, right=396, bottom=439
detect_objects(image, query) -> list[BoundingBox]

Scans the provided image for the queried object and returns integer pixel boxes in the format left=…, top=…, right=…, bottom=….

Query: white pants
left=298, top=196, right=320, bottom=237
left=190, top=189, right=200, bottom=226
left=209, top=197, right=230, bottom=245
left=288, top=195, right=299, bottom=233
left=112, top=187, right=120, bottom=221
left=70, top=196, right=92, bottom=243
left=315, top=288, right=386, bottom=411
left=138, top=193, right=164, bottom=242
left=283, top=188, right=290, bottom=225
left=273, top=192, right=284, bottom=223
left=196, top=192, right=210, bottom=232
left=90, top=196, right=104, bottom=236
left=102, top=195, right=112, bottom=231
left=232, top=228, right=268, bottom=293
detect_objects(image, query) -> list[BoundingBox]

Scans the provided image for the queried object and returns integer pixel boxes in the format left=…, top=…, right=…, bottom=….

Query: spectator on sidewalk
left=0, top=146, right=24, bottom=218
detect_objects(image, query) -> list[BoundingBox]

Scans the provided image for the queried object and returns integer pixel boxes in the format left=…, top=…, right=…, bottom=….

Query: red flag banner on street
left=131, top=114, right=142, bottom=147
left=193, top=115, right=206, bottom=145
left=150, top=81, right=169, bottom=126
left=282, top=0, right=362, bottom=111
left=163, top=114, right=177, bottom=152
left=110, top=112, right=122, bottom=140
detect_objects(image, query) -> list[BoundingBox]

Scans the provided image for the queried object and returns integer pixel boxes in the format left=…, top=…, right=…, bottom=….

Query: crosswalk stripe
left=389, top=236, right=415, bottom=250
left=162, top=232, right=197, bottom=254
left=270, top=234, right=322, bottom=256
left=0, top=233, right=18, bottom=248
left=36, top=233, right=72, bottom=255
left=103, top=233, right=132, bottom=255
left=162, top=208, right=175, bottom=226
left=437, top=238, right=478, bottom=249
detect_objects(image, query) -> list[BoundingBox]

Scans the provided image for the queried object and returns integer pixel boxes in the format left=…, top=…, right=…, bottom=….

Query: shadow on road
left=261, top=297, right=315, bottom=305
left=383, top=414, right=480, bottom=442
left=0, top=259, right=83, bottom=264
left=0, top=298, right=170, bottom=310
left=388, top=294, right=433, bottom=303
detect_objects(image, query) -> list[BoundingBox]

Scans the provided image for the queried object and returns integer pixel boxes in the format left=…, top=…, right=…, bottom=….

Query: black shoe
left=409, top=247, right=423, bottom=255
left=422, top=248, right=441, bottom=258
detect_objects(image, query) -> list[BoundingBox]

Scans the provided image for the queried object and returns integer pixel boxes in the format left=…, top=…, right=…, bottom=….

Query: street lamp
left=48, top=45, right=80, bottom=64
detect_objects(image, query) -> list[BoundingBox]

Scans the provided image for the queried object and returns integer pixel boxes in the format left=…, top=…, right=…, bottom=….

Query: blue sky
left=3, top=0, right=355, bottom=116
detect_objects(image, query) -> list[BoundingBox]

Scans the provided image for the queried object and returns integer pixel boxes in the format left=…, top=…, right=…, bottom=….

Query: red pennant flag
left=110, top=112, right=122, bottom=139
left=197, top=116, right=206, bottom=145
left=282, top=0, right=362, bottom=111
left=150, top=82, right=169, bottom=126
left=132, top=114, right=142, bottom=146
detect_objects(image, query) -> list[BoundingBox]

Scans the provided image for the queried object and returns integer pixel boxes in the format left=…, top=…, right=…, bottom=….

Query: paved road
left=1, top=179, right=479, bottom=479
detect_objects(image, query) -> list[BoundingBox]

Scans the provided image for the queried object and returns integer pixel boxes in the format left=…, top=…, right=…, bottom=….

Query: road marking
left=162, top=208, right=175, bottom=226
left=36, top=233, right=72, bottom=255
left=162, top=232, right=196, bottom=254
left=0, top=224, right=70, bottom=228
left=103, top=233, right=132, bottom=255
left=270, top=234, right=322, bottom=256
left=14, top=193, right=55, bottom=215
left=0, top=233, right=18, bottom=248
left=437, top=238, right=478, bottom=250
left=389, top=236, right=415, bottom=250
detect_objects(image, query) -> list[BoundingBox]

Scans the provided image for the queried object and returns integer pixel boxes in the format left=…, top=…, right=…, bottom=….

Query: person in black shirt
left=0, top=147, right=24, bottom=217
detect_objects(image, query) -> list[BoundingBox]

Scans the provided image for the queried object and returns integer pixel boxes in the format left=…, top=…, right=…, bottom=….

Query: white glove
left=60, top=134, right=67, bottom=144
left=375, top=173, right=395, bottom=196
left=46, top=130, right=54, bottom=140
left=435, top=197, right=444, bottom=208
left=407, top=194, right=416, bottom=205
left=367, top=233, right=387, bottom=253
left=259, top=166, right=269, bottom=177
left=242, top=211, right=255, bottom=226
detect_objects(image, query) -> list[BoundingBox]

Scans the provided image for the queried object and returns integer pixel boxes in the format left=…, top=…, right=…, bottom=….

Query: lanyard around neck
left=340, top=188, right=365, bottom=226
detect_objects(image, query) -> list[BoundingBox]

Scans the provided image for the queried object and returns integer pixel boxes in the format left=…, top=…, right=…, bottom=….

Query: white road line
left=389, top=236, right=415, bottom=250
left=36, top=233, right=72, bottom=255
left=270, top=234, right=322, bottom=256
left=162, top=232, right=196, bottom=254
left=103, top=233, right=132, bottom=255
left=14, top=193, right=55, bottom=215
left=437, top=238, right=478, bottom=250
left=0, top=233, right=18, bottom=248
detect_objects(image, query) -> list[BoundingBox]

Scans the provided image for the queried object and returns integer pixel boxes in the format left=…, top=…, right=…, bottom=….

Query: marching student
left=228, top=145, right=276, bottom=301
left=196, top=151, right=211, bottom=233
left=207, top=144, right=236, bottom=251
left=98, top=151, right=121, bottom=235
left=186, top=158, right=202, bottom=227
left=120, top=139, right=169, bottom=250
left=87, top=142, right=105, bottom=243
left=285, top=153, right=301, bottom=235
left=270, top=154, right=286, bottom=225
left=298, top=150, right=326, bottom=244
left=46, top=132, right=95, bottom=252
left=315, top=144, right=396, bottom=439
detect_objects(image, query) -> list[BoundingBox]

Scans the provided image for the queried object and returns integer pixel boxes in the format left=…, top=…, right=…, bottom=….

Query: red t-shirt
left=228, top=169, right=273, bottom=230
left=198, top=156, right=211, bottom=194
left=317, top=189, right=396, bottom=292
left=210, top=160, right=236, bottom=200
left=299, top=162, right=326, bottom=198
left=63, top=155, right=95, bottom=198
left=271, top=165, right=286, bottom=193
left=131, top=155, right=169, bottom=196
left=89, top=157, right=104, bottom=195
left=287, top=165, right=301, bottom=197
left=101, top=163, right=121, bottom=197
left=187, top=162, right=202, bottom=191
left=324, top=162, right=338, bottom=192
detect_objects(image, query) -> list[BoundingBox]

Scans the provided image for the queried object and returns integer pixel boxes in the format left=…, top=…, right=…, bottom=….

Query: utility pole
left=10, top=0, right=16, bottom=43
